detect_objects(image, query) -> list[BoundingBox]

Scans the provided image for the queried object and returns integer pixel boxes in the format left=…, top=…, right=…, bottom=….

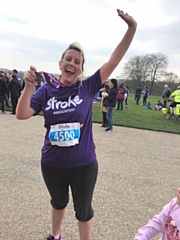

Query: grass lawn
left=92, top=93, right=180, bottom=134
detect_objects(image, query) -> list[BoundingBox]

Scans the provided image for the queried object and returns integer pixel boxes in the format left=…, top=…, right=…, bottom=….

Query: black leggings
left=41, top=160, right=98, bottom=222
left=102, top=111, right=108, bottom=126
left=143, top=95, right=148, bottom=105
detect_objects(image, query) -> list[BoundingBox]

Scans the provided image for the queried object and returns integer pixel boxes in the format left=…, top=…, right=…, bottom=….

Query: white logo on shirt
left=45, top=95, right=83, bottom=110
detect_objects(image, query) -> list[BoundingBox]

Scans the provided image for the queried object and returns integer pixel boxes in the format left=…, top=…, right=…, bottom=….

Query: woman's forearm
left=110, top=26, right=136, bottom=66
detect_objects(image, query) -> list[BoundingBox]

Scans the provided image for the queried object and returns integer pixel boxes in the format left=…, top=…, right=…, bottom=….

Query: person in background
left=9, top=74, right=22, bottom=114
left=16, top=9, right=137, bottom=240
left=12, top=69, right=22, bottom=96
left=135, top=85, right=143, bottom=105
left=4, top=72, right=11, bottom=108
left=0, top=71, right=8, bottom=114
left=146, top=102, right=153, bottom=110
left=155, top=100, right=164, bottom=110
left=134, top=187, right=180, bottom=240
left=12, top=69, right=21, bottom=83
left=162, top=84, right=171, bottom=108
left=168, top=86, right=180, bottom=116
left=116, top=82, right=126, bottom=110
left=105, top=79, right=118, bottom=132
left=124, top=85, right=129, bottom=108
left=142, top=86, right=149, bottom=106
left=100, top=85, right=110, bottom=127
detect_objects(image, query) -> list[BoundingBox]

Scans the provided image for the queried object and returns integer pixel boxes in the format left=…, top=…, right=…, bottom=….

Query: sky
left=0, top=0, right=179, bottom=79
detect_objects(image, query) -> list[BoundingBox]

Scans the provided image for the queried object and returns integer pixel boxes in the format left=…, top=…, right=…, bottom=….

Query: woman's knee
left=75, top=206, right=94, bottom=222
left=51, top=199, right=68, bottom=210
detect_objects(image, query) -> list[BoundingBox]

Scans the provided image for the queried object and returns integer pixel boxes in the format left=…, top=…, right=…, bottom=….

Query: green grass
left=92, top=94, right=180, bottom=134
left=7, top=93, right=179, bottom=134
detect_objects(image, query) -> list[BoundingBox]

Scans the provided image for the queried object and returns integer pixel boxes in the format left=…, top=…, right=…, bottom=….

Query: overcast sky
left=0, top=0, right=179, bottom=78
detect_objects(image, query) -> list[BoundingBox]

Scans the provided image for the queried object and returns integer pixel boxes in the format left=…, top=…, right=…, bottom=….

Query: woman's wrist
left=24, top=83, right=35, bottom=92
left=128, top=24, right=137, bottom=32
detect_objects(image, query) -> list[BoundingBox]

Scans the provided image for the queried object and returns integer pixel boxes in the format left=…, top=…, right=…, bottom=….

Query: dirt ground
left=0, top=112, right=180, bottom=240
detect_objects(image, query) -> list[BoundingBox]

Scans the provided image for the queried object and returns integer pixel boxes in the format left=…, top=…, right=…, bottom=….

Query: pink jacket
left=135, top=198, right=180, bottom=240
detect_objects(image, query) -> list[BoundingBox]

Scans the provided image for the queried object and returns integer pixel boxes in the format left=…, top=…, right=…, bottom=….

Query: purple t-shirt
left=144, top=88, right=149, bottom=96
left=30, top=70, right=102, bottom=168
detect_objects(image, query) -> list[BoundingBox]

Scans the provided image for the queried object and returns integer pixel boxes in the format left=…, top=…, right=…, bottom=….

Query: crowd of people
left=0, top=69, right=44, bottom=115
left=0, top=70, right=22, bottom=114
left=98, top=81, right=180, bottom=129
left=142, top=84, right=180, bottom=114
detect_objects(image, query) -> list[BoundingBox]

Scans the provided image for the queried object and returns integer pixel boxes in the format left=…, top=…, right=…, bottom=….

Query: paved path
left=0, top=112, right=180, bottom=240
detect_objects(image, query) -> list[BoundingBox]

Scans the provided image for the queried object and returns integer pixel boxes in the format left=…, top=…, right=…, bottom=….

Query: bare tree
left=123, top=56, right=150, bottom=88
left=163, top=72, right=180, bottom=90
left=122, top=52, right=169, bottom=94
left=145, top=53, right=168, bottom=94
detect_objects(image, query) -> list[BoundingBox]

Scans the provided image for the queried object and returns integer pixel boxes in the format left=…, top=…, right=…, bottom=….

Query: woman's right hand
left=23, top=66, right=37, bottom=87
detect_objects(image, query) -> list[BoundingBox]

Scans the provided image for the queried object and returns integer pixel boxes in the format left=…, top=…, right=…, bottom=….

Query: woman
left=16, top=9, right=137, bottom=240
left=100, top=84, right=110, bottom=127
left=105, top=79, right=118, bottom=131
left=142, top=86, right=149, bottom=106
left=116, top=82, right=126, bottom=110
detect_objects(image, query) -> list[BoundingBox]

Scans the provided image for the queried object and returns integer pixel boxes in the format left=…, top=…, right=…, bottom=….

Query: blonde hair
left=61, top=42, right=85, bottom=81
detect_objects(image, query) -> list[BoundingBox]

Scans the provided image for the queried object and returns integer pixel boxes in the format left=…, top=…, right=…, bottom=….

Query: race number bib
left=49, top=122, right=80, bottom=147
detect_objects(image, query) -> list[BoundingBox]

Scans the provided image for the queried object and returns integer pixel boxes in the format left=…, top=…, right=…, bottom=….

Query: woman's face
left=109, top=81, right=114, bottom=88
left=59, top=49, right=83, bottom=85
left=5, top=72, right=11, bottom=79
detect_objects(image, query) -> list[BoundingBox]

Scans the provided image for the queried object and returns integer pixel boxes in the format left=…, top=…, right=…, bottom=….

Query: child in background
left=146, top=102, right=153, bottom=110
left=155, top=100, right=164, bottom=110
left=134, top=188, right=180, bottom=240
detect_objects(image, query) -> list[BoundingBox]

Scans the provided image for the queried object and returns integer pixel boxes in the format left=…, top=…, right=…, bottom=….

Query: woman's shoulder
left=83, top=70, right=101, bottom=82
left=111, top=87, right=118, bottom=93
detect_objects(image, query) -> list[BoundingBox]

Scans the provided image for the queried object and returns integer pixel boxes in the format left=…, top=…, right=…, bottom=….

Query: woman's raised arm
left=100, top=9, right=137, bottom=83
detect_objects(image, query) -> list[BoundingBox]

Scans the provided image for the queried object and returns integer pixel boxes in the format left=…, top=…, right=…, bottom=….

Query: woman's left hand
left=117, top=9, right=137, bottom=28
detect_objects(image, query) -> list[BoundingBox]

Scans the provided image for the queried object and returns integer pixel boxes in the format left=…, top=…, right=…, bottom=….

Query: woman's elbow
left=16, top=107, right=35, bottom=120
left=16, top=111, right=33, bottom=120
left=16, top=114, right=30, bottom=120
